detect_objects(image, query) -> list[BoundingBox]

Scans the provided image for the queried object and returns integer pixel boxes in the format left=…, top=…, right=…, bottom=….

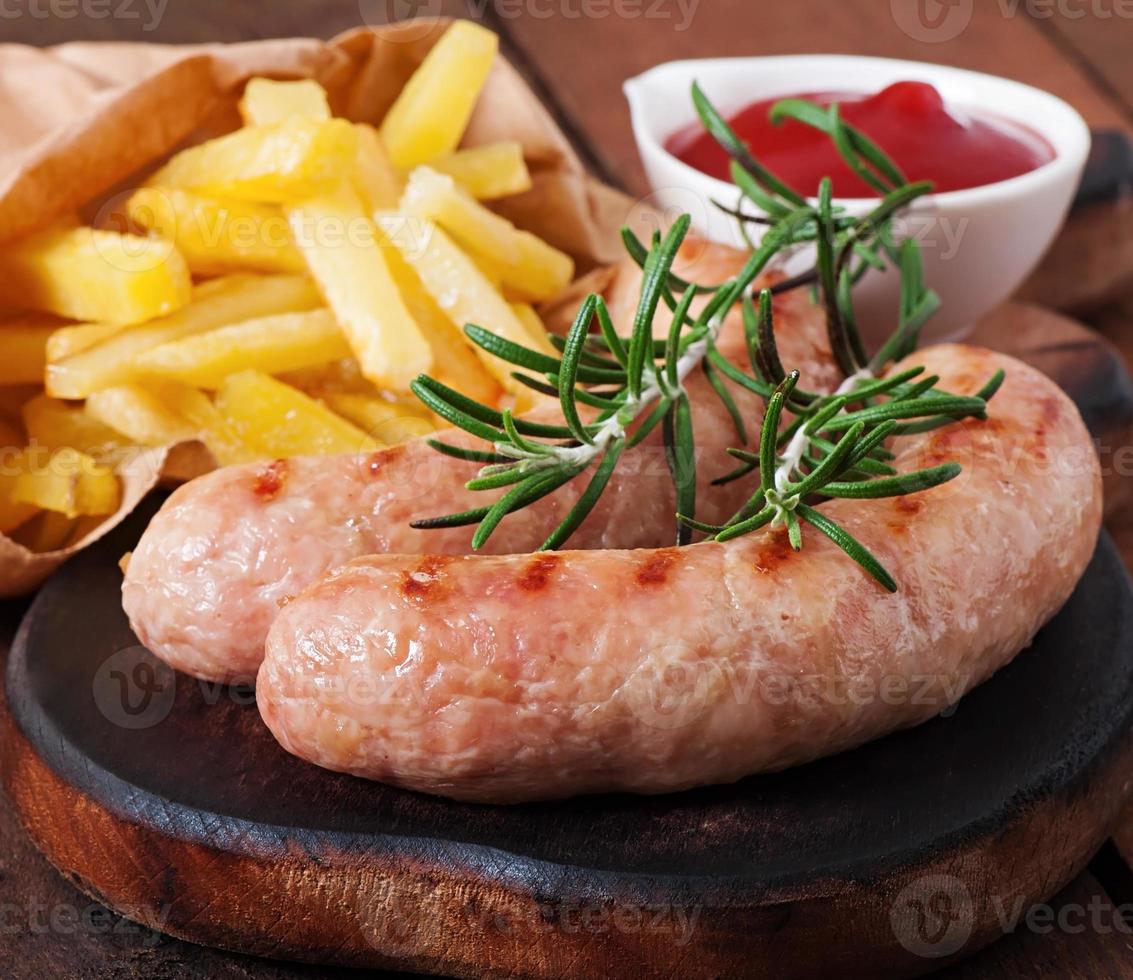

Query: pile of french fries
left=0, top=21, right=574, bottom=554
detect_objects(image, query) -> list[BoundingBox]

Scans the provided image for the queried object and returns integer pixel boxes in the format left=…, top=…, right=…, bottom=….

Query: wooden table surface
left=5, top=1, right=1133, bottom=977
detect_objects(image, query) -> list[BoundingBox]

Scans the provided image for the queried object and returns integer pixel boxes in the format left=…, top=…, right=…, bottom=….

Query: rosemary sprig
left=408, top=82, right=1004, bottom=592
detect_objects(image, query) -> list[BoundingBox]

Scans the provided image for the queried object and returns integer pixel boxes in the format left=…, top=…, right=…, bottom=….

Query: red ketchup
left=667, top=81, right=1055, bottom=197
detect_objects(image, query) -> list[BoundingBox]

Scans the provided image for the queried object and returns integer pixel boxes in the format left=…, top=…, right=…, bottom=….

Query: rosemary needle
left=410, top=82, right=1005, bottom=591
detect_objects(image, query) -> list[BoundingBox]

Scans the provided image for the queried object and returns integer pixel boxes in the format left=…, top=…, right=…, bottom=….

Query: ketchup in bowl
left=666, top=81, right=1055, bottom=197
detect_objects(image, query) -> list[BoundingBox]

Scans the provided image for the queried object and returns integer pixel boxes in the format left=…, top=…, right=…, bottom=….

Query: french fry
left=0, top=60, right=579, bottom=515
left=400, top=167, right=573, bottom=301
left=154, top=383, right=259, bottom=466
left=323, top=392, right=436, bottom=445
left=467, top=248, right=504, bottom=287
left=21, top=395, right=128, bottom=463
left=379, top=20, right=498, bottom=169
left=383, top=246, right=502, bottom=405
left=0, top=227, right=191, bottom=325
left=11, top=447, right=120, bottom=518
left=0, top=318, right=56, bottom=386
left=239, top=78, right=332, bottom=126
left=430, top=142, right=532, bottom=200
left=279, top=358, right=370, bottom=395
left=352, top=124, right=403, bottom=213
left=47, top=274, right=322, bottom=399
left=126, top=188, right=304, bottom=276
left=85, top=385, right=197, bottom=447
left=147, top=117, right=358, bottom=203
left=133, top=310, right=350, bottom=389
left=46, top=321, right=130, bottom=362
left=216, top=370, right=379, bottom=458
left=287, top=183, right=431, bottom=389
left=510, top=302, right=552, bottom=349
left=380, top=214, right=554, bottom=391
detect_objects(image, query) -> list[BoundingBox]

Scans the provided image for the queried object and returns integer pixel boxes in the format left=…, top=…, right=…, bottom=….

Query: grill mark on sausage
left=400, top=555, right=453, bottom=602
left=1035, top=396, right=1062, bottom=438
left=894, top=496, right=922, bottom=516
left=367, top=446, right=405, bottom=477
left=887, top=496, right=923, bottom=534
left=253, top=460, right=289, bottom=501
left=922, top=414, right=1009, bottom=466
left=636, top=549, right=679, bottom=587
left=754, top=529, right=794, bottom=574
left=518, top=554, right=560, bottom=592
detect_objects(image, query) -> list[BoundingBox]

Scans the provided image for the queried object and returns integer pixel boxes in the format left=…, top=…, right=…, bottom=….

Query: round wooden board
left=3, top=498, right=1133, bottom=980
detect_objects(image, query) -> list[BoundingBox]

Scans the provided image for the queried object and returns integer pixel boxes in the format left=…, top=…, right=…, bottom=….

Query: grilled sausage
left=257, top=345, right=1102, bottom=802
left=122, top=242, right=839, bottom=683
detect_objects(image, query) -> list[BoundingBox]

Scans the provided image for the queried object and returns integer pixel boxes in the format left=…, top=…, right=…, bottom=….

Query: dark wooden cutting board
left=4, top=306, right=1133, bottom=980
left=4, top=503, right=1133, bottom=980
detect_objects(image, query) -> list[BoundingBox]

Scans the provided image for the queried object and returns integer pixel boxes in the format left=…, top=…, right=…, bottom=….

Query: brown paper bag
left=0, top=17, right=642, bottom=596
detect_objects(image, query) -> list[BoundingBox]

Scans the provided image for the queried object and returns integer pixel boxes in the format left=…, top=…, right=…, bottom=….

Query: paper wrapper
left=0, top=447, right=167, bottom=596
left=0, top=17, right=645, bottom=596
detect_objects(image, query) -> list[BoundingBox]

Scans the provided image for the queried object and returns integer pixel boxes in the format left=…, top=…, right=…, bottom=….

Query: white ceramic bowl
left=624, top=55, right=1090, bottom=346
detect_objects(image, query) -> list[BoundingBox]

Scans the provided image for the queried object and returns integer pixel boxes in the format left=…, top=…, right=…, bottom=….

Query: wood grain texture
left=0, top=0, right=463, bottom=43
left=1018, top=132, right=1133, bottom=315
left=1085, top=294, right=1133, bottom=567
left=937, top=874, right=1133, bottom=980
left=0, top=603, right=372, bottom=979
left=1025, top=4, right=1133, bottom=133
